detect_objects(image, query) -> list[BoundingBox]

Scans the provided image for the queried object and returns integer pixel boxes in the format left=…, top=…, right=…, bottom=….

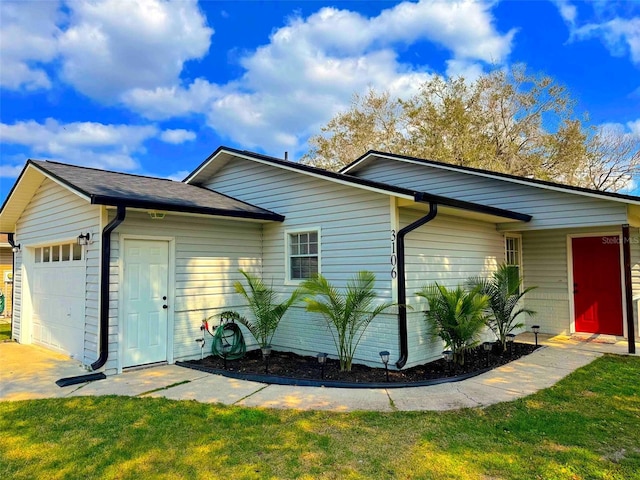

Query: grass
left=0, top=322, right=11, bottom=341
left=1, top=354, right=639, bottom=480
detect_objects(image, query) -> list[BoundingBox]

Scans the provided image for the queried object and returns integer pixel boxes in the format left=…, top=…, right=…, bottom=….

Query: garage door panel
left=34, top=266, right=85, bottom=298
left=31, top=264, right=86, bottom=359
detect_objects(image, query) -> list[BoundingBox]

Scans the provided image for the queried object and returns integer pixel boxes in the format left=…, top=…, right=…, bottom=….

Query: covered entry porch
left=520, top=224, right=639, bottom=353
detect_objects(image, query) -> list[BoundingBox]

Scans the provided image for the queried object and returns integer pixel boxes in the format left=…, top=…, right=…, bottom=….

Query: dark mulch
left=185, top=342, right=540, bottom=385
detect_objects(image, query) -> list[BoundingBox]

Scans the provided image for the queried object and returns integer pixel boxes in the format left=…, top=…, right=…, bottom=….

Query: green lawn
left=0, top=322, right=10, bottom=341
left=1, top=355, right=639, bottom=480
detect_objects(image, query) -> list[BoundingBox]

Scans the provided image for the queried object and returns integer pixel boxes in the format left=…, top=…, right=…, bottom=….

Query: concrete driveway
left=1, top=334, right=636, bottom=411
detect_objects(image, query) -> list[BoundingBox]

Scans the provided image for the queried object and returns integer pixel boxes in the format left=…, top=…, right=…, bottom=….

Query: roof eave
left=414, top=192, right=531, bottom=222
left=91, top=196, right=285, bottom=222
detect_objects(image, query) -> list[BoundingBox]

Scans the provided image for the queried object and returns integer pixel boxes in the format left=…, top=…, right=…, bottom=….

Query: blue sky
left=1, top=0, right=639, bottom=204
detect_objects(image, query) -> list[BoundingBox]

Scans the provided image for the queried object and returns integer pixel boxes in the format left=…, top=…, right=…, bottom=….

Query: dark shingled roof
left=29, top=160, right=284, bottom=222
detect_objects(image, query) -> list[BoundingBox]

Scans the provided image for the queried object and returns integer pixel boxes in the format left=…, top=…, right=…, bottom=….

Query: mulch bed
left=185, top=342, right=540, bottom=385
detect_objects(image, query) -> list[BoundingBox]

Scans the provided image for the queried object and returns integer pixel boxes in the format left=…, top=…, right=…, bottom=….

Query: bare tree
left=302, top=64, right=639, bottom=192
left=302, top=89, right=406, bottom=170
left=583, top=128, right=640, bottom=191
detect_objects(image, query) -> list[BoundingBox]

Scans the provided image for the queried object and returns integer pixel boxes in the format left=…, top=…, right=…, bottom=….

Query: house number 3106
left=390, top=230, right=397, bottom=278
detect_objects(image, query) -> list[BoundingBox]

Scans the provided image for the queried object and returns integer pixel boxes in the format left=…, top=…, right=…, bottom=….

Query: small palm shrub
left=468, top=263, right=537, bottom=352
left=417, top=283, right=489, bottom=366
left=233, top=270, right=302, bottom=349
left=301, top=271, right=394, bottom=372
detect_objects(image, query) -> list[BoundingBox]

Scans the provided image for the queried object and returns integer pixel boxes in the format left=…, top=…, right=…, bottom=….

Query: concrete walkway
left=1, top=333, right=637, bottom=411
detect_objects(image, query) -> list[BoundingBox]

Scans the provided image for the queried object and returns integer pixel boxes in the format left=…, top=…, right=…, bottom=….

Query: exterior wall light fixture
left=77, top=233, right=91, bottom=246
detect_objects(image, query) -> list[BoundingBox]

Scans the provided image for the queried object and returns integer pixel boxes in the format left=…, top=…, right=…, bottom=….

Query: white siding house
left=1, top=146, right=637, bottom=378
left=185, top=148, right=530, bottom=368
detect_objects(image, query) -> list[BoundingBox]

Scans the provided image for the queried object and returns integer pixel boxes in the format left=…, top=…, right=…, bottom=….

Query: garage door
left=31, top=262, right=86, bottom=359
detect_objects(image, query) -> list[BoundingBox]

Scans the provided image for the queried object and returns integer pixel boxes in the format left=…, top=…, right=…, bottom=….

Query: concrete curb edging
left=175, top=360, right=494, bottom=389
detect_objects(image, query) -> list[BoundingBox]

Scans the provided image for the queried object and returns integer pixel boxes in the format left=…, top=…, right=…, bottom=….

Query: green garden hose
left=210, top=321, right=246, bottom=360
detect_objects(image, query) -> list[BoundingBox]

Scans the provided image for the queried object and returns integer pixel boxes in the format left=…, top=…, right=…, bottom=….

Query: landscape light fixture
left=483, top=341, right=493, bottom=368
left=261, top=345, right=272, bottom=374
left=317, top=352, right=328, bottom=380
left=442, top=350, right=453, bottom=375
left=77, top=233, right=91, bottom=246
left=506, top=333, right=516, bottom=354
left=531, top=325, right=540, bottom=346
left=379, top=350, right=390, bottom=382
left=195, top=338, right=205, bottom=360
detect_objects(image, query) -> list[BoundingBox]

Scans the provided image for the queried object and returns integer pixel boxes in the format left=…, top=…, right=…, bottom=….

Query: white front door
left=123, top=239, right=169, bottom=368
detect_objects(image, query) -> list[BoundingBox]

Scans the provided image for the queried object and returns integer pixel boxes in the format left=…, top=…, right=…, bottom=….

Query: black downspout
left=622, top=224, right=636, bottom=354
left=91, top=206, right=126, bottom=371
left=7, top=233, right=17, bottom=331
left=396, top=201, right=438, bottom=369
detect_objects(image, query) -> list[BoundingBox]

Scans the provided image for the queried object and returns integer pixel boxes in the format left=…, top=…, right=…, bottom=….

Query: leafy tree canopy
left=302, top=64, right=639, bottom=191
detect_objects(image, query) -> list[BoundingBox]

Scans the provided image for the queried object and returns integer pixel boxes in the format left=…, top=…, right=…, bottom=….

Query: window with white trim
left=287, top=229, right=320, bottom=281
left=505, top=234, right=522, bottom=291
left=34, top=242, right=83, bottom=263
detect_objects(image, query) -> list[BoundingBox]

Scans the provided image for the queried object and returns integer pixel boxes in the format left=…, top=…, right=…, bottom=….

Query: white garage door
left=31, top=262, right=86, bottom=359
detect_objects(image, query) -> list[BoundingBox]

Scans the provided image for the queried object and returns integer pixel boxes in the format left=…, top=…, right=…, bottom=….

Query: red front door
left=572, top=236, right=623, bottom=335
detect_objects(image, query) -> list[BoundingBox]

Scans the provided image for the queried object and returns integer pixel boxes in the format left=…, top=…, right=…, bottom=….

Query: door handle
left=163, top=305, right=168, bottom=309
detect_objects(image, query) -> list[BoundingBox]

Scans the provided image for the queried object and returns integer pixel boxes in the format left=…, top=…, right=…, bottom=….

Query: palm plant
left=233, top=270, right=302, bottom=349
left=301, top=271, right=394, bottom=372
left=468, top=263, right=537, bottom=352
left=417, top=283, right=489, bottom=366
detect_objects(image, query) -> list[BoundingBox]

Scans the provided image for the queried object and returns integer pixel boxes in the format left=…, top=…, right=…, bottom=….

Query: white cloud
left=0, top=163, right=25, bottom=178
left=0, top=119, right=158, bottom=172
left=627, top=119, right=640, bottom=137
left=445, top=59, right=485, bottom=82
left=552, top=0, right=577, bottom=28
left=574, top=17, right=640, bottom=65
left=122, top=78, right=221, bottom=120
left=0, top=0, right=62, bottom=90
left=1, top=0, right=516, bottom=158
left=371, top=1, right=515, bottom=62
left=553, top=2, right=640, bottom=66
left=160, top=129, right=196, bottom=144
left=58, top=0, right=213, bottom=101
left=1, top=0, right=213, bottom=98
left=128, top=0, right=513, bottom=154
